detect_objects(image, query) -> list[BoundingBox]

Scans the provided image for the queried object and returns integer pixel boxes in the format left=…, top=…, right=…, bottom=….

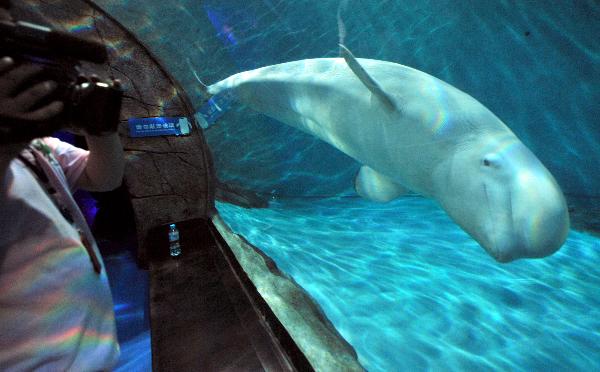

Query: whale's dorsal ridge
left=339, top=44, right=398, bottom=112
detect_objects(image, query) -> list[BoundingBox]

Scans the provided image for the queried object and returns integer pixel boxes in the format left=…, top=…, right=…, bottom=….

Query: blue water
left=217, top=197, right=600, bottom=371
left=95, top=0, right=600, bottom=199
left=103, top=252, right=152, bottom=371
left=80, top=0, right=600, bottom=369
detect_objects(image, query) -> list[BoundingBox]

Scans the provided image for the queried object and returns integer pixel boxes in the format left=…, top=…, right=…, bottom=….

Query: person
left=0, top=3, right=124, bottom=370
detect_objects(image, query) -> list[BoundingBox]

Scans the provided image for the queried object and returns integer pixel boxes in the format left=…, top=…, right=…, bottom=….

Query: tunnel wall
left=18, top=0, right=216, bottom=262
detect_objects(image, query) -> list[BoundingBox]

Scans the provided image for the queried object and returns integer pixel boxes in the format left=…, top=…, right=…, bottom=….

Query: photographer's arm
left=75, top=132, right=124, bottom=192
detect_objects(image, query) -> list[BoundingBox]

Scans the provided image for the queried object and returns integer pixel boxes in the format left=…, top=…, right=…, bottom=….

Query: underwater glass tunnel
left=24, top=0, right=600, bottom=370
left=103, top=0, right=598, bottom=370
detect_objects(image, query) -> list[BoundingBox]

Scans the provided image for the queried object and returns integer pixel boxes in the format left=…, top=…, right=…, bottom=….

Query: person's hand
left=0, top=56, right=63, bottom=121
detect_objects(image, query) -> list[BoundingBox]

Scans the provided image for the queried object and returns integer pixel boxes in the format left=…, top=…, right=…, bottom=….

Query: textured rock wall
left=17, top=0, right=216, bottom=263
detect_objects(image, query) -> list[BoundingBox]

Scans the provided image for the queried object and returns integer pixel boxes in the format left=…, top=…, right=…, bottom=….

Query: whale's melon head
left=434, top=133, right=570, bottom=262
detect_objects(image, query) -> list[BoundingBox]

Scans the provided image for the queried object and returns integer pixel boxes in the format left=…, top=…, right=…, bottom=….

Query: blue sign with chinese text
left=128, top=117, right=192, bottom=137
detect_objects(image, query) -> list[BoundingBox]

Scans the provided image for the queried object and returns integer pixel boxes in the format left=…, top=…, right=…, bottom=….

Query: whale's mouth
left=482, top=183, right=500, bottom=259
left=482, top=183, right=518, bottom=262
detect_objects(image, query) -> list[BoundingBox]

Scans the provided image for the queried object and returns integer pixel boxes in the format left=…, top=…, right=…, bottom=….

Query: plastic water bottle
left=168, top=223, right=181, bottom=257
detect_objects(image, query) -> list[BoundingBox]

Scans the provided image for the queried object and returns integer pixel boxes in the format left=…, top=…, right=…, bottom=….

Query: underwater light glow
left=517, top=170, right=534, bottom=185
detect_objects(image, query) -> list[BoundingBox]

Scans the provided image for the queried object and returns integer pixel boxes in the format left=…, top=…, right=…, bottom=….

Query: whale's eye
left=482, top=154, right=501, bottom=168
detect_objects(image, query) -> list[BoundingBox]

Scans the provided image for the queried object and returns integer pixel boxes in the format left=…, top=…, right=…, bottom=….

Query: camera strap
left=17, top=142, right=102, bottom=275
left=17, top=151, right=74, bottom=223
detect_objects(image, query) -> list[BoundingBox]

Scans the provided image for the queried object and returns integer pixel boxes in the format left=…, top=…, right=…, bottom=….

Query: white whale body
left=207, top=53, right=569, bottom=262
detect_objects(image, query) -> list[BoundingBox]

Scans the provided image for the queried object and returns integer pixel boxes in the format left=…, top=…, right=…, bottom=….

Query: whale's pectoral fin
left=339, top=44, right=398, bottom=112
left=354, top=165, right=408, bottom=203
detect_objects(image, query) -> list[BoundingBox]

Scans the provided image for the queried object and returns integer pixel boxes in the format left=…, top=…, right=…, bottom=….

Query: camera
left=0, top=19, right=123, bottom=144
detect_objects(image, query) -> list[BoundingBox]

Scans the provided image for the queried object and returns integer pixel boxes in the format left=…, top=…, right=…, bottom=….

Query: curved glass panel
left=94, top=0, right=598, bottom=370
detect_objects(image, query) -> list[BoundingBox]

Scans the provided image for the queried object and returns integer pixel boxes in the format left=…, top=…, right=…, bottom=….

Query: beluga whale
left=202, top=45, right=569, bottom=263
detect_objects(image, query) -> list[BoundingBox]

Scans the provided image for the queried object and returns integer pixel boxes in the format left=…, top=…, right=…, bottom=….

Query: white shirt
left=0, top=138, right=119, bottom=371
